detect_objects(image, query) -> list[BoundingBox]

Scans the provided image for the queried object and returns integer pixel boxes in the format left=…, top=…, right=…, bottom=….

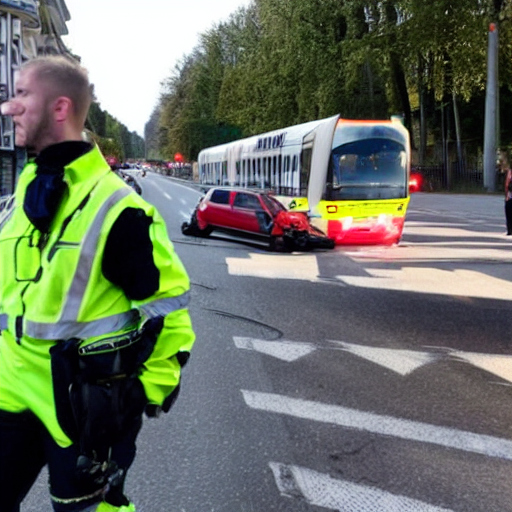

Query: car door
left=232, top=192, right=263, bottom=233
left=202, top=189, right=233, bottom=227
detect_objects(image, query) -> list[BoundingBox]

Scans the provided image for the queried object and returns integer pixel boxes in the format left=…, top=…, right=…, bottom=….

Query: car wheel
left=198, top=225, right=213, bottom=237
left=181, top=213, right=212, bottom=237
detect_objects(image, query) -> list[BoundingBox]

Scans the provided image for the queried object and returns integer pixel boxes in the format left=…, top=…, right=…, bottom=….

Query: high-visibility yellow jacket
left=0, top=145, right=195, bottom=447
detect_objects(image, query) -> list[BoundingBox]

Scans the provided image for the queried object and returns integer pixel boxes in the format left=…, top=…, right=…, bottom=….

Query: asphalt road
left=22, top=176, right=512, bottom=512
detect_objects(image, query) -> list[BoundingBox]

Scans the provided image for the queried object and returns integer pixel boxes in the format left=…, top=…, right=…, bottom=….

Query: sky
left=62, top=0, right=253, bottom=137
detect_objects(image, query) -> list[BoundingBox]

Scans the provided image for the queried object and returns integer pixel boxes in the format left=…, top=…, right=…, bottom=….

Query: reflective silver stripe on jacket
left=22, top=186, right=133, bottom=340
left=60, top=187, right=131, bottom=323
left=23, top=309, right=140, bottom=341
left=0, top=313, right=7, bottom=330
left=139, top=291, right=191, bottom=319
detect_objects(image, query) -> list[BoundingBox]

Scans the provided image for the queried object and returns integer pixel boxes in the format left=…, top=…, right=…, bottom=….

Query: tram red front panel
left=326, top=216, right=404, bottom=245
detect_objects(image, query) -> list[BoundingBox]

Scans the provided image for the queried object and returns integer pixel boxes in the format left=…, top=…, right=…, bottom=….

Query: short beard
left=25, top=102, right=54, bottom=153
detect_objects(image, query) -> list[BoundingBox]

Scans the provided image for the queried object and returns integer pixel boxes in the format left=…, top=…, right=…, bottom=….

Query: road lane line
left=242, top=390, right=512, bottom=460
left=269, top=462, right=453, bottom=511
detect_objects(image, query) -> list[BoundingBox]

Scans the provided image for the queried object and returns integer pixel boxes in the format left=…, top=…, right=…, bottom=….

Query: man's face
left=2, top=67, right=55, bottom=153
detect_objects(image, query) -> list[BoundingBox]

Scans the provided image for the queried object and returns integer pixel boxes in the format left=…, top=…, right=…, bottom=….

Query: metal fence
left=413, top=160, right=505, bottom=192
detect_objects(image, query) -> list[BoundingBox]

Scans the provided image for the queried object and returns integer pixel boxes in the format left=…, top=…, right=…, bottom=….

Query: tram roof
left=197, top=116, right=409, bottom=163
left=198, top=117, right=330, bottom=162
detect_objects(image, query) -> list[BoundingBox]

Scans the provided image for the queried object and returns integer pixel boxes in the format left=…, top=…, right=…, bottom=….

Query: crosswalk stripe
left=226, top=253, right=320, bottom=281
left=242, top=390, right=512, bottom=460
left=338, top=267, right=512, bottom=299
left=269, top=462, right=453, bottom=512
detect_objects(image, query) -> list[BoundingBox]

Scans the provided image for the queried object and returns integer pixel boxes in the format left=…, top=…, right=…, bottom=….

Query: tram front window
left=329, top=138, right=407, bottom=200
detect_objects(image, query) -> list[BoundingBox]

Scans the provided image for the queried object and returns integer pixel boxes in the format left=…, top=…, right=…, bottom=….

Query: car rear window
left=210, top=189, right=231, bottom=204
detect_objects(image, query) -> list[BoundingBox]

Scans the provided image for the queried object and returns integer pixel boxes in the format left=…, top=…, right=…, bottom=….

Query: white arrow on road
left=233, top=336, right=443, bottom=375
left=234, top=337, right=443, bottom=375
left=234, top=337, right=316, bottom=362
left=242, top=390, right=512, bottom=460
left=333, top=340, right=441, bottom=375
left=234, top=337, right=512, bottom=383
left=450, top=350, right=512, bottom=384
left=269, top=462, right=453, bottom=512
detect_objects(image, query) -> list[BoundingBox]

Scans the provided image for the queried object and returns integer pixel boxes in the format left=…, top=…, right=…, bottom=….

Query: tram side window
left=292, top=155, right=298, bottom=195
left=300, top=147, right=312, bottom=196
left=222, top=161, right=228, bottom=185
left=265, top=157, right=271, bottom=188
left=277, top=155, right=282, bottom=194
left=252, top=159, right=257, bottom=186
left=283, top=155, right=291, bottom=196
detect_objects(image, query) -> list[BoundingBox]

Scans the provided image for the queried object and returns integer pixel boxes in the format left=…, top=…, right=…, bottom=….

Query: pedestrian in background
left=502, top=150, right=512, bottom=235
left=0, top=55, right=195, bottom=512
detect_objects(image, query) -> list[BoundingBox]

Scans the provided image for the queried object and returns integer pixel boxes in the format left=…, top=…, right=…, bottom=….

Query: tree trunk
left=390, top=52, right=414, bottom=148
left=418, top=54, right=426, bottom=165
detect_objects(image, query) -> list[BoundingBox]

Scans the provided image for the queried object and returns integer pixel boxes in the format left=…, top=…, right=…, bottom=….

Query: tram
left=197, top=115, right=411, bottom=245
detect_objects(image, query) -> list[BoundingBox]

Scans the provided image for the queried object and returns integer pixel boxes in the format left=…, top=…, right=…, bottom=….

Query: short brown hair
left=23, top=55, right=94, bottom=126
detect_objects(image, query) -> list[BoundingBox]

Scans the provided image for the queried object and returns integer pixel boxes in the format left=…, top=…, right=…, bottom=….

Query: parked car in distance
left=182, top=187, right=335, bottom=251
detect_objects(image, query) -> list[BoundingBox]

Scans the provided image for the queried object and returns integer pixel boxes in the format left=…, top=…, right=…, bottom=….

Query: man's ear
left=53, top=96, right=72, bottom=123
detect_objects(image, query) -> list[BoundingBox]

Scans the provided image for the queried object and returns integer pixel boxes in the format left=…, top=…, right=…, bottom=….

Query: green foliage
left=86, top=102, right=145, bottom=160
left=149, top=0, right=512, bottom=163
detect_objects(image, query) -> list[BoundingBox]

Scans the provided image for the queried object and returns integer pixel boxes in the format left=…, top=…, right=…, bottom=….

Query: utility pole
left=483, top=22, right=499, bottom=192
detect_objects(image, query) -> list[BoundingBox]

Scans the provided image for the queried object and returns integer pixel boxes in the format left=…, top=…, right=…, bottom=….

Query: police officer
left=0, top=56, right=195, bottom=511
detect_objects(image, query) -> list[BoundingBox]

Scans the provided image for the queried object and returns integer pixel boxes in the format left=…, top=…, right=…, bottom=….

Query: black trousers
left=505, top=199, right=512, bottom=235
left=0, top=410, right=141, bottom=512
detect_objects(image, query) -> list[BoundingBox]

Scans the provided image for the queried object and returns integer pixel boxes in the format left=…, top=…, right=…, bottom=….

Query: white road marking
left=348, top=245, right=512, bottom=263
left=234, top=337, right=316, bottom=362
left=338, top=267, right=512, bottom=300
left=242, top=390, right=512, bottom=460
left=333, top=340, right=440, bottom=375
left=227, top=253, right=319, bottom=281
left=451, top=351, right=512, bottom=384
left=269, top=462, right=453, bottom=512
left=404, top=224, right=505, bottom=239
left=234, top=338, right=512, bottom=382
left=163, top=192, right=172, bottom=200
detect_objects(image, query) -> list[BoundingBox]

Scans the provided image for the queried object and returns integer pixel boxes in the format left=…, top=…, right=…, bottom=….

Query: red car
left=182, top=187, right=335, bottom=251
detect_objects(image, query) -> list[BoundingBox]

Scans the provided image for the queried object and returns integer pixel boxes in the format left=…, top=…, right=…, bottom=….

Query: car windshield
left=261, top=194, right=286, bottom=216
left=328, top=138, right=407, bottom=200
